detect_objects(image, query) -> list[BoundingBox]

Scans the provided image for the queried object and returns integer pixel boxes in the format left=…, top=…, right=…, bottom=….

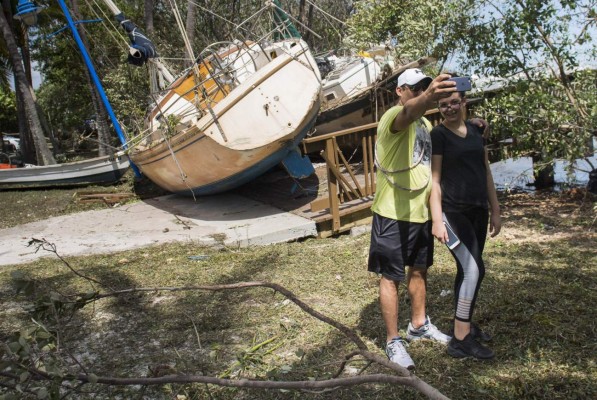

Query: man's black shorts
left=368, top=213, right=433, bottom=281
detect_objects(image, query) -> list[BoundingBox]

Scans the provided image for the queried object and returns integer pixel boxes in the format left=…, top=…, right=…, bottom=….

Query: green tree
left=33, top=0, right=149, bottom=154
left=1, top=0, right=55, bottom=165
left=0, top=44, right=11, bottom=90
left=346, top=0, right=470, bottom=66
left=347, top=0, right=597, bottom=184
left=454, top=0, right=597, bottom=175
left=0, top=85, right=17, bottom=132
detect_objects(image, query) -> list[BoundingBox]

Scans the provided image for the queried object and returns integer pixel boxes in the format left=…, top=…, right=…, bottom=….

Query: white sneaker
left=406, top=316, right=451, bottom=344
left=385, top=337, right=415, bottom=370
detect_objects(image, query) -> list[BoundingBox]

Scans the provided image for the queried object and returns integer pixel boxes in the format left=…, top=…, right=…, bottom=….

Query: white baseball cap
left=397, top=68, right=432, bottom=88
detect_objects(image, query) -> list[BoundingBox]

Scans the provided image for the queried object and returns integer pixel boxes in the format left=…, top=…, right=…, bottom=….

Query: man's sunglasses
left=403, top=82, right=429, bottom=92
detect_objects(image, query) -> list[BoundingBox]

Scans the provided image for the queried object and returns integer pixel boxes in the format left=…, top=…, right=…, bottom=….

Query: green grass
left=0, top=189, right=595, bottom=399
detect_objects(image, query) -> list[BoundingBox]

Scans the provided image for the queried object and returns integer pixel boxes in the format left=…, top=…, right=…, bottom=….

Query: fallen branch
left=1, top=368, right=447, bottom=399
left=72, top=371, right=443, bottom=394
left=27, top=238, right=113, bottom=292
left=4, top=239, right=451, bottom=399
left=88, top=281, right=368, bottom=351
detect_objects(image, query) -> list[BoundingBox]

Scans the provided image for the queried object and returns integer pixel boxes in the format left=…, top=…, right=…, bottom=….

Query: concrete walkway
left=0, top=194, right=317, bottom=266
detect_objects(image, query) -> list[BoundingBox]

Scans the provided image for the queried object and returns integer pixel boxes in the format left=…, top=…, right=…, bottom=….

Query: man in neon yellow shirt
left=368, top=68, right=458, bottom=369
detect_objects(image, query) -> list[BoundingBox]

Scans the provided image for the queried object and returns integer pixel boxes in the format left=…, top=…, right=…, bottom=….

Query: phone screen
left=444, top=221, right=461, bottom=250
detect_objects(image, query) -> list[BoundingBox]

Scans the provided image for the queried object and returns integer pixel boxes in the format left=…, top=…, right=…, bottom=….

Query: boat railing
left=152, top=42, right=260, bottom=120
left=143, top=42, right=261, bottom=139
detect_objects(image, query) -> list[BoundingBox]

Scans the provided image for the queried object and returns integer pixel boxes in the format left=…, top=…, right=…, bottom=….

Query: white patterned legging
left=444, top=208, right=489, bottom=322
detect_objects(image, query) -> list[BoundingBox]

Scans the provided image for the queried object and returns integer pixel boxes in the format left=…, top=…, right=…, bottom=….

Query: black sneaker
left=447, top=334, right=495, bottom=359
left=470, top=323, right=492, bottom=342
left=448, top=322, right=492, bottom=342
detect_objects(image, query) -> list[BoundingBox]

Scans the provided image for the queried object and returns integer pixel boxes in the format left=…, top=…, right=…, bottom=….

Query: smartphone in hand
left=448, top=76, right=472, bottom=92
left=444, top=221, right=461, bottom=250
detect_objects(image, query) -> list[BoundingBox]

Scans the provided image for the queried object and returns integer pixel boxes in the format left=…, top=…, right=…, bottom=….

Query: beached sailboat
left=110, top=1, right=322, bottom=196
left=314, top=54, right=435, bottom=136
left=316, top=52, right=383, bottom=135
left=0, top=152, right=130, bottom=189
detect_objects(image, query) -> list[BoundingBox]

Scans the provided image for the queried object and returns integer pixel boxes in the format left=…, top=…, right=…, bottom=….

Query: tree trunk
left=70, top=0, right=112, bottom=157
left=231, top=0, right=238, bottom=21
left=304, top=4, right=314, bottom=47
left=17, top=14, right=60, bottom=157
left=144, top=0, right=154, bottom=36
left=205, top=0, right=215, bottom=38
left=184, top=1, right=197, bottom=68
left=0, top=2, right=55, bottom=165
left=43, top=110, right=62, bottom=155
left=588, top=169, right=597, bottom=194
left=14, top=82, right=35, bottom=164
left=298, top=0, right=306, bottom=36
left=4, top=1, right=32, bottom=164
left=19, top=25, right=33, bottom=85
left=35, top=102, right=61, bottom=156
left=90, top=86, right=112, bottom=156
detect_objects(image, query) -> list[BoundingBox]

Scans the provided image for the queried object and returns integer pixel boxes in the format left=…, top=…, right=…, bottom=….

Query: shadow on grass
left=253, top=237, right=597, bottom=400
left=3, top=230, right=595, bottom=399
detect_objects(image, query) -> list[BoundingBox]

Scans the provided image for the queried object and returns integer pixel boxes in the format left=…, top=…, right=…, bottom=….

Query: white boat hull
left=321, top=56, right=381, bottom=111
left=0, top=154, right=130, bottom=189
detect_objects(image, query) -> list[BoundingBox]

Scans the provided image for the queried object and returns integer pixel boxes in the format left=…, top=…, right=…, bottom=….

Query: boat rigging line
left=186, top=0, right=257, bottom=39
left=164, top=0, right=228, bottom=142
left=269, top=1, right=322, bottom=40
left=147, top=91, right=197, bottom=201
left=305, top=0, right=346, bottom=26
left=166, top=0, right=204, bottom=112
left=87, top=0, right=129, bottom=51
left=303, top=0, right=344, bottom=41
left=166, top=0, right=199, bottom=77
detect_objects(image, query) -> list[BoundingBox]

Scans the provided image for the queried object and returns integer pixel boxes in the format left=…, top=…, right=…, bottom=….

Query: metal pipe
left=98, top=0, right=121, bottom=15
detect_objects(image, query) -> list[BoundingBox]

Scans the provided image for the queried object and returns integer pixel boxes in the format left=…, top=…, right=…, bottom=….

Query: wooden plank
left=324, top=139, right=341, bottom=232
left=312, top=196, right=374, bottom=223
left=75, top=192, right=135, bottom=205
left=334, top=137, right=364, bottom=197
left=362, top=135, right=370, bottom=195
left=316, top=210, right=373, bottom=238
left=302, top=122, right=378, bottom=143
left=320, top=151, right=359, bottom=201
left=367, top=133, right=376, bottom=193
left=310, top=197, right=330, bottom=212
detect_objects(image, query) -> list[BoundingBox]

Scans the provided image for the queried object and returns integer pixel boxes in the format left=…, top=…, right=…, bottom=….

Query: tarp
left=272, top=0, right=301, bottom=40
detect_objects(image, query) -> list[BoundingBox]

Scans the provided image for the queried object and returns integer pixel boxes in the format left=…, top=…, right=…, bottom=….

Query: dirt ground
left=498, top=189, right=596, bottom=244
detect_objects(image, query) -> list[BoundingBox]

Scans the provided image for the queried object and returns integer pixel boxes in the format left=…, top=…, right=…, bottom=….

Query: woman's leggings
left=444, top=207, right=489, bottom=322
